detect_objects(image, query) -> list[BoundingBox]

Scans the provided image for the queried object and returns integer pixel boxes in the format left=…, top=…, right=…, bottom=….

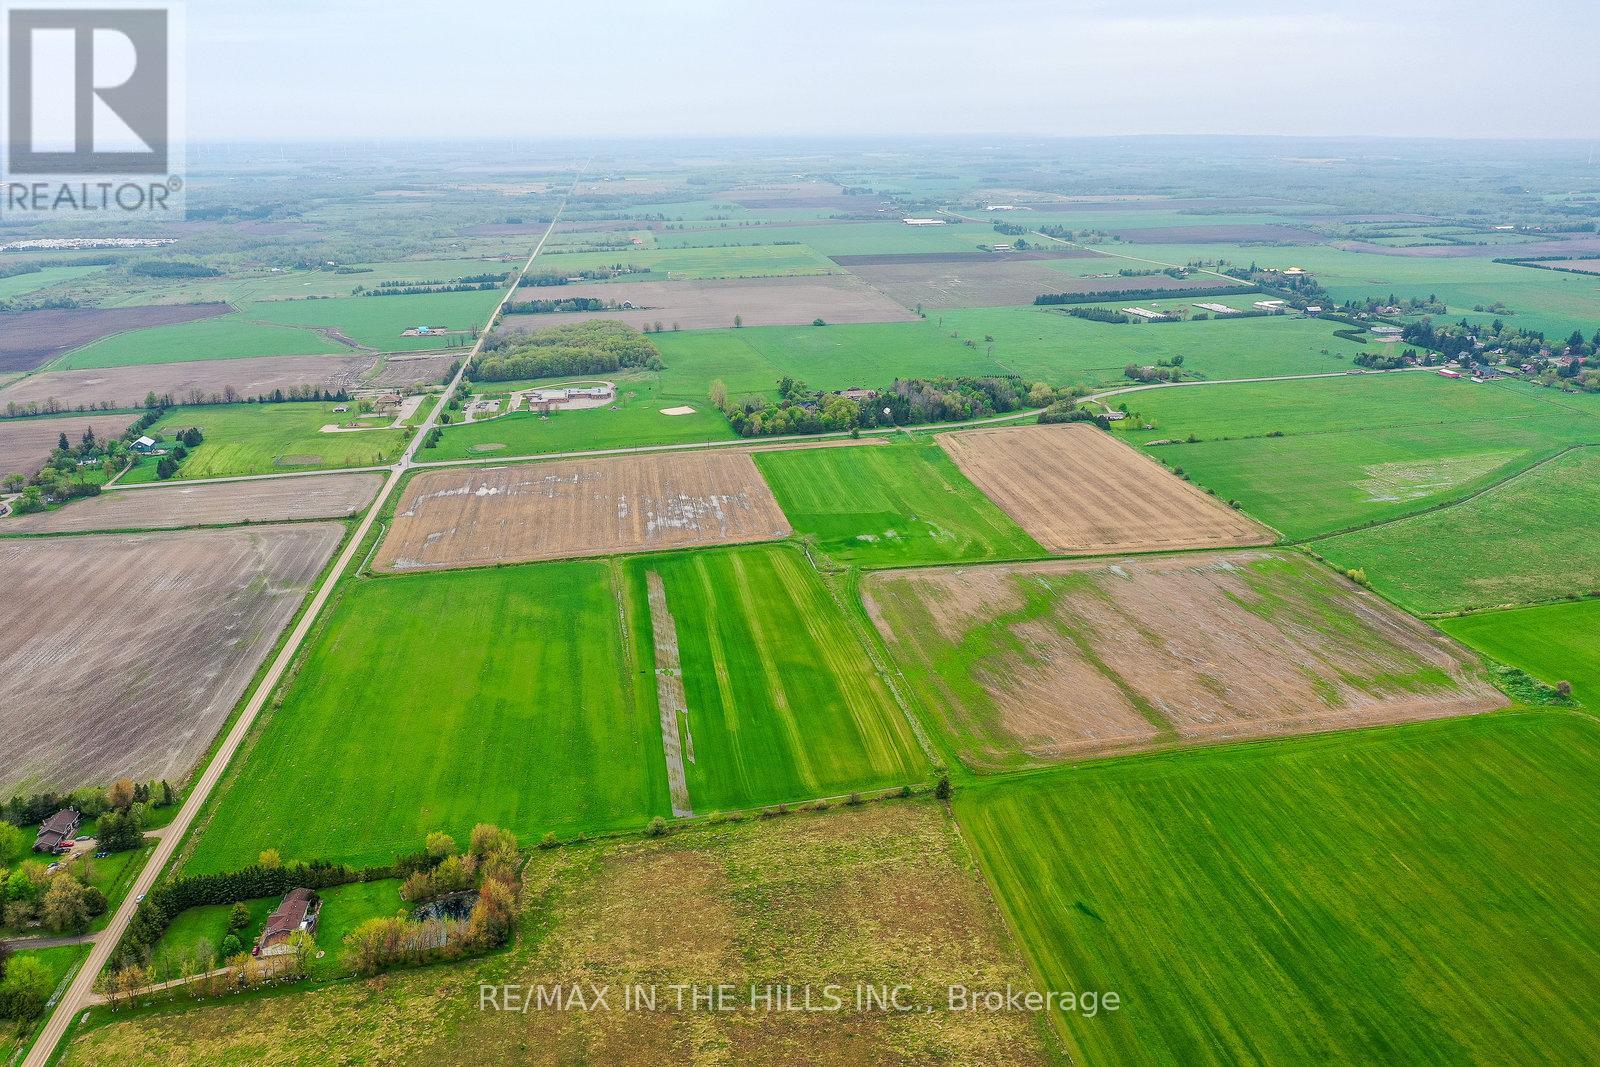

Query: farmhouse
left=254, top=887, right=321, bottom=957
left=33, top=808, right=80, bottom=853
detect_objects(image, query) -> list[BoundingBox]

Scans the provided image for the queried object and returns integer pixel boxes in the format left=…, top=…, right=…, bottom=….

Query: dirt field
left=375, top=451, right=791, bottom=571
left=0, top=524, right=344, bottom=794
left=3, top=471, right=382, bottom=533
left=0, top=354, right=381, bottom=412
left=365, top=352, right=455, bottom=388
left=0, top=412, right=137, bottom=479
left=498, top=274, right=916, bottom=333
left=0, top=303, right=230, bottom=372
left=863, top=550, right=1507, bottom=765
left=939, top=423, right=1274, bottom=554
left=841, top=257, right=1238, bottom=310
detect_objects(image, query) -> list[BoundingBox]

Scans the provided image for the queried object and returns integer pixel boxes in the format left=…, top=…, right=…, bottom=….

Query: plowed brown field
left=939, top=423, right=1274, bottom=553
left=864, top=550, right=1505, bottom=769
left=0, top=524, right=344, bottom=793
left=375, top=451, right=790, bottom=571
left=0, top=412, right=137, bottom=478
left=3, top=471, right=381, bottom=533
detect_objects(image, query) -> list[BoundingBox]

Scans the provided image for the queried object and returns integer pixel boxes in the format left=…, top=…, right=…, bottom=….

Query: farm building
left=1253, top=299, right=1287, bottom=311
left=132, top=436, right=157, bottom=454
left=838, top=388, right=877, bottom=401
left=901, top=218, right=946, bottom=226
left=1194, top=302, right=1241, bottom=314
left=33, top=808, right=80, bottom=853
left=1122, top=307, right=1167, bottom=321
left=254, top=887, right=321, bottom=957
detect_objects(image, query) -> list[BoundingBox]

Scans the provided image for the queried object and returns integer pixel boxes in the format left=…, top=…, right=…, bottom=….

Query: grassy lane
left=955, top=712, right=1600, bottom=1065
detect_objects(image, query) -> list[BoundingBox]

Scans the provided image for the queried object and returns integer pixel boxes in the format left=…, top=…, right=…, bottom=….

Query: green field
left=430, top=371, right=735, bottom=461
left=626, top=545, right=927, bottom=813
left=245, top=290, right=501, bottom=351
left=753, top=438, right=1043, bottom=567
left=151, top=880, right=404, bottom=980
left=55, top=313, right=348, bottom=369
left=531, top=243, right=840, bottom=280
left=1313, top=446, right=1600, bottom=613
left=1441, top=600, right=1600, bottom=708
left=182, top=560, right=668, bottom=872
left=957, top=712, right=1600, bottom=1064
left=937, top=306, right=1371, bottom=385
left=118, top=402, right=411, bottom=482
left=94, top=258, right=519, bottom=307
left=0, top=264, right=107, bottom=299
left=652, top=221, right=991, bottom=256
left=1, top=944, right=87, bottom=1059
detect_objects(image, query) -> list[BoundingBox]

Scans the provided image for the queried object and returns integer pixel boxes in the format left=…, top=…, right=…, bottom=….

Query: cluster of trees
left=0, top=947, right=57, bottom=1022
left=1039, top=402, right=1113, bottom=428
left=1036, top=285, right=1254, bottom=306
left=1038, top=225, right=1116, bottom=243
left=152, top=426, right=204, bottom=480
left=1123, top=355, right=1187, bottom=383
left=503, top=296, right=620, bottom=314
left=1354, top=348, right=1429, bottom=370
left=712, top=375, right=1037, bottom=438
left=522, top=265, right=644, bottom=286
left=345, top=825, right=520, bottom=976
left=2, top=861, right=108, bottom=934
left=361, top=275, right=507, bottom=297
left=1398, top=317, right=1562, bottom=361
left=129, top=260, right=221, bottom=278
left=472, top=320, right=662, bottom=383
left=5, top=425, right=115, bottom=513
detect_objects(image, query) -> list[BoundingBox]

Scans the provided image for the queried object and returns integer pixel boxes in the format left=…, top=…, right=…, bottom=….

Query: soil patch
left=843, top=258, right=1238, bottom=310
left=4, top=471, right=382, bottom=532
left=375, top=451, right=791, bottom=571
left=0, top=354, right=375, bottom=412
left=0, top=303, right=230, bottom=372
left=0, top=412, right=136, bottom=479
left=939, top=423, right=1274, bottom=554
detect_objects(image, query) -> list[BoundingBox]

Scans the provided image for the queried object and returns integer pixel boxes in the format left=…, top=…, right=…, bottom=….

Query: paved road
left=21, top=183, right=578, bottom=1067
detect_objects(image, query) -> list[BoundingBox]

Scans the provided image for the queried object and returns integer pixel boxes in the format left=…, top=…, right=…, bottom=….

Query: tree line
left=471, top=319, right=662, bottom=383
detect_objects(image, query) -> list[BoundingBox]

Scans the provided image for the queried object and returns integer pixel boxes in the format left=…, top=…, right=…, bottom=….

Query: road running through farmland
left=21, top=170, right=584, bottom=1067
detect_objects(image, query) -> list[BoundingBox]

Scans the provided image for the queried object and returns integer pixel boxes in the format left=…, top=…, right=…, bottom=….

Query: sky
left=186, top=0, right=1600, bottom=142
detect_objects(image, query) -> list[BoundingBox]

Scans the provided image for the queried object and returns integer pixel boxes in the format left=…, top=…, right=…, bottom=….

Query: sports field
left=1440, top=600, right=1600, bottom=708
left=626, top=545, right=927, bottom=814
left=1313, top=446, right=1600, bottom=613
left=753, top=438, right=1043, bottom=567
left=957, top=712, right=1600, bottom=1064
left=117, top=403, right=412, bottom=482
left=181, top=561, right=668, bottom=872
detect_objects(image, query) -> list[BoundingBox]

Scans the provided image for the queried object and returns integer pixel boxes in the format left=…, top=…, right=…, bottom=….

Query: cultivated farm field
left=3, top=471, right=382, bottom=533
left=0, top=304, right=231, bottom=372
left=0, top=412, right=136, bottom=479
left=1441, top=600, right=1600, bottom=708
left=626, top=545, right=928, bottom=814
left=0, top=524, right=344, bottom=794
left=181, top=560, right=668, bottom=873
left=376, top=451, right=790, bottom=571
left=753, top=437, right=1043, bottom=567
left=940, top=423, right=1273, bottom=554
left=866, top=551, right=1502, bottom=769
left=0, top=353, right=381, bottom=413
left=957, top=713, right=1600, bottom=1064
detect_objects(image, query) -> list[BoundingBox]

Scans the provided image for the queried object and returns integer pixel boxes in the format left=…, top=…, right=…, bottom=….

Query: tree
left=733, top=314, right=743, bottom=328
left=0, top=822, right=24, bottom=866
left=96, top=808, right=143, bottom=852
left=40, top=873, right=95, bottom=933
left=708, top=379, right=728, bottom=408
left=228, top=901, right=252, bottom=933
left=0, top=955, right=52, bottom=1021
left=107, top=777, right=135, bottom=812
left=425, top=831, right=457, bottom=860
left=57, top=431, right=70, bottom=451
left=259, top=848, right=282, bottom=868
left=934, top=775, right=953, bottom=801
left=156, top=456, right=179, bottom=480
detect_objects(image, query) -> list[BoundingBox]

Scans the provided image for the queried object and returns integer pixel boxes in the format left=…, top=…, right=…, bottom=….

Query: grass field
left=1312, top=446, right=1600, bottom=613
left=0, top=264, right=106, bottom=299
left=937, top=306, right=1370, bottom=385
left=181, top=560, right=668, bottom=873
left=1440, top=600, right=1600, bottom=708
left=151, top=880, right=405, bottom=981
left=430, top=371, right=735, bottom=460
left=626, top=545, right=927, bottom=813
left=957, top=712, right=1600, bottom=1064
left=652, top=221, right=991, bottom=256
left=67, top=802, right=1052, bottom=1064
left=532, top=243, right=840, bottom=280
left=53, top=314, right=347, bottom=370
left=117, top=403, right=411, bottom=482
left=753, top=438, right=1043, bottom=567
left=1141, top=411, right=1600, bottom=540
left=245, top=290, right=502, bottom=352
left=1, top=944, right=87, bottom=1059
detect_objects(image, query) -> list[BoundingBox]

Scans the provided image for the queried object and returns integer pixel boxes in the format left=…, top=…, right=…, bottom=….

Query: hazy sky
left=188, top=0, right=1600, bottom=141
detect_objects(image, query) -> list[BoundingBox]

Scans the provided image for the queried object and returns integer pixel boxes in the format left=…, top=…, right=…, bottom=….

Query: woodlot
left=939, top=423, right=1275, bottom=554
left=3, top=471, right=383, bottom=533
left=374, top=452, right=791, bottom=571
left=0, top=524, right=344, bottom=795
